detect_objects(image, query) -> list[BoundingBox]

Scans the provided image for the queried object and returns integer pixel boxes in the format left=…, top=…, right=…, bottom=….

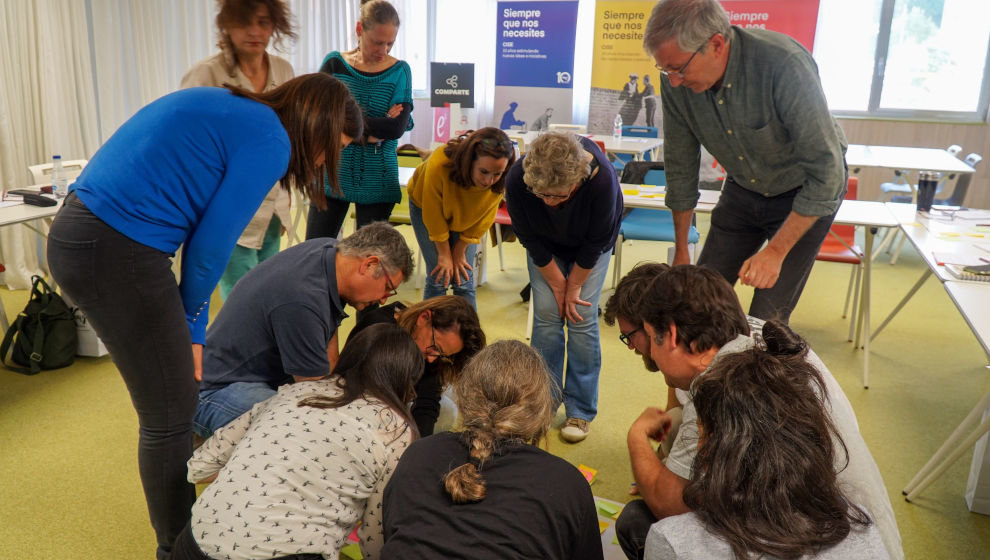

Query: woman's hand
left=450, top=240, right=473, bottom=286
left=431, top=252, right=455, bottom=288
left=192, top=344, right=204, bottom=382
left=548, top=279, right=567, bottom=319
left=563, top=282, right=592, bottom=323
left=386, top=103, right=403, bottom=118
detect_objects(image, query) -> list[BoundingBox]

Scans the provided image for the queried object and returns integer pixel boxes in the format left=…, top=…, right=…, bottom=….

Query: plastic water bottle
left=52, top=154, right=68, bottom=198
left=613, top=114, right=623, bottom=140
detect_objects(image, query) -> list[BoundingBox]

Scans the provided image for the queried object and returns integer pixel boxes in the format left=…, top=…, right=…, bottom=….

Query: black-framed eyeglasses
left=655, top=33, right=716, bottom=79
left=619, top=326, right=644, bottom=346
left=425, top=325, right=453, bottom=365
left=526, top=185, right=574, bottom=200
left=383, top=272, right=399, bottom=297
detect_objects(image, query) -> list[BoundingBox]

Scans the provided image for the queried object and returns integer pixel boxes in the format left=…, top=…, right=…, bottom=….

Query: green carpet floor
left=2, top=215, right=990, bottom=558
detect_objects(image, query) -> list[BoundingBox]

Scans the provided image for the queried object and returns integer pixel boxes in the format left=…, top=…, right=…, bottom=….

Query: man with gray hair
left=192, top=221, right=414, bottom=437
left=644, top=0, right=847, bottom=322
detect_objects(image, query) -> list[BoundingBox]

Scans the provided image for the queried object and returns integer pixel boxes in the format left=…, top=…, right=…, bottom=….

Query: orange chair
left=815, top=177, right=863, bottom=341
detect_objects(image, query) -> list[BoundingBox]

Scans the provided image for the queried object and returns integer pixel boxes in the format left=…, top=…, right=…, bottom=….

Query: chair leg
left=495, top=224, right=505, bottom=271
left=525, top=295, right=534, bottom=340
left=890, top=233, right=907, bottom=265
left=612, top=235, right=624, bottom=289
left=848, top=264, right=863, bottom=342
left=842, top=265, right=855, bottom=318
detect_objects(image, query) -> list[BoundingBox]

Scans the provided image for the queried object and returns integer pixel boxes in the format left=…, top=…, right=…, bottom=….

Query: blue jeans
left=698, top=178, right=842, bottom=322
left=527, top=251, right=610, bottom=422
left=219, top=215, right=282, bottom=301
left=193, top=382, right=277, bottom=438
left=47, top=193, right=196, bottom=560
left=410, top=201, right=478, bottom=308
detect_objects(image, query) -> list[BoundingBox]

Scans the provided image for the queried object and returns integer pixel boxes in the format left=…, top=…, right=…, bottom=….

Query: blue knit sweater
left=71, top=87, right=290, bottom=343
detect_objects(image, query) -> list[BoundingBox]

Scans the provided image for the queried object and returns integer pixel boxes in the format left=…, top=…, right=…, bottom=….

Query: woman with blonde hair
left=181, top=0, right=297, bottom=300
left=381, top=340, right=603, bottom=559
left=407, top=127, right=515, bottom=308
left=505, top=131, right=623, bottom=443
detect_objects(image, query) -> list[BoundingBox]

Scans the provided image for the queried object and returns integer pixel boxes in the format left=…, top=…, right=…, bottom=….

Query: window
left=814, top=0, right=990, bottom=121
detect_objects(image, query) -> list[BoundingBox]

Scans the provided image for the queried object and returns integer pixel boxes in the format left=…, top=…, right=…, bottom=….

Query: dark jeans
left=48, top=193, right=197, bottom=560
left=615, top=499, right=657, bottom=560
left=305, top=197, right=394, bottom=239
left=170, top=521, right=322, bottom=560
left=698, top=178, right=842, bottom=322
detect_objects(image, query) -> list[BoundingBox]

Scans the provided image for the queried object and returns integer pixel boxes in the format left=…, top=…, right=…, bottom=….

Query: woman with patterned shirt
left=307, top=0, right=414, bottom=239
left=169, top=324, right=422, bottom=560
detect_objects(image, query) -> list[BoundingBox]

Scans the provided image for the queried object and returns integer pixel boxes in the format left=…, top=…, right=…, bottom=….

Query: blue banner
left=495, top=1, right=578, bottom=89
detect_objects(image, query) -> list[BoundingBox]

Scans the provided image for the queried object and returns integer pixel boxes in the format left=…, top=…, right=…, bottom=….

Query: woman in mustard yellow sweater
left=408, top=128, right=515, bottom=308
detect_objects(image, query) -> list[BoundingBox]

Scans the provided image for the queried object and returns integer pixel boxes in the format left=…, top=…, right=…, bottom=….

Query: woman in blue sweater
left=307, top=0, right=414, bottom=239
left=46, top=73, right=361, bottom=560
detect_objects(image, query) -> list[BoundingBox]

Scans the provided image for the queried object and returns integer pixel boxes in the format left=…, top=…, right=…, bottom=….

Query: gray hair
left=521, top=132, right=590, bottom=193
left=643, top=0, right=730, bottom=56
left=337, top=221, right=414, bottom=282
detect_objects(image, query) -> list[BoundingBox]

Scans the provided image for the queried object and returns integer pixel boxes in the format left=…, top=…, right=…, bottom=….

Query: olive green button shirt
left=661, top=26, right=847, bottom=217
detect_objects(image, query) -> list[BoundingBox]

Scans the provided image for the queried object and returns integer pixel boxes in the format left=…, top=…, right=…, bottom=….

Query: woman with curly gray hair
left=380, top=340, right=603, bottom=559
left=503, top=131, right=623, bottom=443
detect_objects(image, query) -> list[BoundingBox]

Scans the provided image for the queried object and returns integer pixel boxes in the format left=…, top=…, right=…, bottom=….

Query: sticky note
left=612, top=533, right=620, bottom=545
left=599, top=520, right=609, bottom=535
left=622, top=189, right=640, bottom=196
left=578, top=464, right=597, bottom=484
left=340, top=543, right=362, bottom=560
left=597, top=500, right=620, bottom=517
left=347, top=525, right=361, bottom=542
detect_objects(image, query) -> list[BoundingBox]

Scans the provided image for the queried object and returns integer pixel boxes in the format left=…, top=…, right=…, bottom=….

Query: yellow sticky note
left=578, top=464, right=597, bottom=484
left=622, top=189, right=640, bottom=196
left=599, top=520, right=609, bottom=535
left=340, top=543, right=362, bottom=560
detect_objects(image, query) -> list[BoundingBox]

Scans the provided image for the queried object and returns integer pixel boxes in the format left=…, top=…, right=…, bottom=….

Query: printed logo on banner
left=431, top=63, right=475, bottom=108
left=496, top=1, right=579, bottom=89
left=433, top=106, right=450, bottom=144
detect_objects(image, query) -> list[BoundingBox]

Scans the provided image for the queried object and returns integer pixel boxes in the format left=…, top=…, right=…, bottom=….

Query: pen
left=981, top=257, right=990, bottom=264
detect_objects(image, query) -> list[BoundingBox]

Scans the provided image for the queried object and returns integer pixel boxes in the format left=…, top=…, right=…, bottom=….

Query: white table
left=504, top=130, right=663, bottom=161
left=903, top=281, right=990, bottom=509
left=619, top=185, right=899, bottom=387
left=0, top=189, right=62, bottom=332
left=846, top=144, right=976, bottom=175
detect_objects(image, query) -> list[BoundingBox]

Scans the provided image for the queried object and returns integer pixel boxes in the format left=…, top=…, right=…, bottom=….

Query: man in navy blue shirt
left=193, top=222, right=413, bottom=438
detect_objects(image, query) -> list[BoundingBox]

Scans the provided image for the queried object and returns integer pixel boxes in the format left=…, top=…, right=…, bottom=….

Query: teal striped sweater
left=320, top=51, right=414, bottom=204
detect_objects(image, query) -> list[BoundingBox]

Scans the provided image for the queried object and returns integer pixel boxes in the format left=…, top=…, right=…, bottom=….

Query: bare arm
left=627, top=407, right=690, bottom=519
left=292, top=330, right=339, bottom=382
left=739, top=211, right=819, bottom=289
left=671, top=210, right=695, bottom=265
left=192, top=344, right=203, bottom=382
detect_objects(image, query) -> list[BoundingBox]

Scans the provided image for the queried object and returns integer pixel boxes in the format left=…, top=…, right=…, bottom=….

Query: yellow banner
left=591, top=1, right=656, bottom=90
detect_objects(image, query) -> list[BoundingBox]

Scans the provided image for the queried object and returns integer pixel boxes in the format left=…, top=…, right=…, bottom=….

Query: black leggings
left=305, top=197, right=394, bottom=239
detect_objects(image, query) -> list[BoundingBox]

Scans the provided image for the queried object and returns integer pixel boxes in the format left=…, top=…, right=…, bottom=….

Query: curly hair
left=685, top=319, right=871, bottom=559
left=396, top=296, right=486, bottom=386
left=442, top=128, right=516, bottom=194
left=443, top=341, right=554, bottom=503
left=521, top=132, right=590, bottom=194
left=638, top=265, right=749, bottom=353
left=216, top=0, right=296, bottom=51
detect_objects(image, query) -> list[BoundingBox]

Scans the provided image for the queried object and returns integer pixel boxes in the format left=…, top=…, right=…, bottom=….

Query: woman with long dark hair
left=407, top=127, right=515, bottom=308
left=645, top=320, right=887, bottom=560
left=171, top=324, right=422, bottom=560
left=382, top=340, right=603, bottom=560
left=47, top=72, right=362, bottom=559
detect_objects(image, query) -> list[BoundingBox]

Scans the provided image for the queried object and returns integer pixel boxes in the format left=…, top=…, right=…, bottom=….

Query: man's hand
left=629, top=407, right=673, bottom=443
left=738, top=245, right=786, bottom=289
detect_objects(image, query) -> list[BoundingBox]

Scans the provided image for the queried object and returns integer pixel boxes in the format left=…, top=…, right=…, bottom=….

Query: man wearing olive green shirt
left=644, top=0, right=847, bottom=322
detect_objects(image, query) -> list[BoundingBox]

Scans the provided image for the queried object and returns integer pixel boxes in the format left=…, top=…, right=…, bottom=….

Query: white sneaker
left=560, top=417, right=590, bottom=443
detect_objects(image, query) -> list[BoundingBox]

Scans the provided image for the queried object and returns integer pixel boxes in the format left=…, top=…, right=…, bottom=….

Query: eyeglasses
left=526, top=185, right=574, bottom=200
left=425, top=325, right=453, bottom=365
left=619, top=326, right=644, bottom=346
left=655, top=34, right=716, bottom=79
left=383, top=272, right=399, bottom=297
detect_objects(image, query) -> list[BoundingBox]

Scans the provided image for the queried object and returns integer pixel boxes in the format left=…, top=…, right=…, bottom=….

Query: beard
left=641, top=353, right=659, bottom=372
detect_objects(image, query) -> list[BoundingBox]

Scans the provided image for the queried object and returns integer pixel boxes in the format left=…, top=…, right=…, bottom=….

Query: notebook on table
left=945, top=264, right=990, bottom=282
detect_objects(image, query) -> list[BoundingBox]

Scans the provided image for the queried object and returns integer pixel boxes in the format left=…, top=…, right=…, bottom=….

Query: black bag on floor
left=1, top=275, right=77, bottom=375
